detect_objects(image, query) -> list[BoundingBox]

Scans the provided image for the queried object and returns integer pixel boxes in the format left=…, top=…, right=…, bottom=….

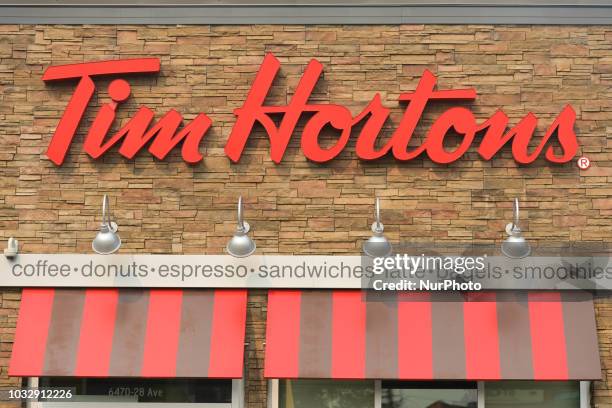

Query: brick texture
left=0, top=24, right=610, bottom=407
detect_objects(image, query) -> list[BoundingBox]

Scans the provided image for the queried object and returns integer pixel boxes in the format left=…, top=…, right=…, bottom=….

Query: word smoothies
left=44, top=53, right=579, bottom=166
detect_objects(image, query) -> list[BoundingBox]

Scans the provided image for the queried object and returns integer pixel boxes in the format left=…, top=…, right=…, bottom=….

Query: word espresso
left=44, top=54, right=579, bottom=166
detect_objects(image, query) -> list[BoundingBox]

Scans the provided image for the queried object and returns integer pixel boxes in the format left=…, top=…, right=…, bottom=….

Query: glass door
left=381, top=381, right=478, bottom=408
left=278, top=379, right=375, bottom=408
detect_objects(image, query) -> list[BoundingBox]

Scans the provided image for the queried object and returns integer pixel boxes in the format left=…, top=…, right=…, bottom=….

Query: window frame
left=26, top=377, right=244, bottom=408
left=267, top=379, right=591, bottom=408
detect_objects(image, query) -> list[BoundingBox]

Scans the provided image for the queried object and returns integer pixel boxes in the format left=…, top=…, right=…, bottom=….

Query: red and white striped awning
left=264, top=290, right=601, bottom=380
left=9, top=288, right=247, bottom=378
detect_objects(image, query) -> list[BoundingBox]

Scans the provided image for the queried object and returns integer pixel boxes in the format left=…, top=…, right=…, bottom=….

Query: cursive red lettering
left=225, top=53, right=323, bottom=163
left=354, top=94, right=392, bottom=160
left=301, top=105, right=354, bottom=162
left=390, top=70, right=477, bottom=161
left=43, top=55, right=579, bottom=166
left=42, top=59, right=160, bottom=165
left=424, top=107, right=477, bottom=164
left=477, top=105, right=578, bottom=164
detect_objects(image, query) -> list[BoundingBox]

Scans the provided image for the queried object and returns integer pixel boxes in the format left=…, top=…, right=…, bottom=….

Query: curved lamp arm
left=102, top=195, right=118, bottom=233
left=102, top=195, right=111, bottom=226
left=238, top=196, right=243, bottom=228
left=513, top=197, right=520, bottom=227
left=371, top=197, right=385, bottom=234
left=375, top=197, right=381, bottom=230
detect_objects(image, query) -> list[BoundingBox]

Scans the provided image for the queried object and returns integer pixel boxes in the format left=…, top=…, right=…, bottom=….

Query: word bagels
left=43, top=53, right=579, bottom=166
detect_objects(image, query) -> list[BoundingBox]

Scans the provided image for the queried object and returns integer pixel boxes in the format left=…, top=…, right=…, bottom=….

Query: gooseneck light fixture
left=363, top=198, right=392, bottom=258
left=226, top=196, right=256, bottom=258
left=92, top=194, right=121, bottom=255
left=501, top=198, right=531, bottom=259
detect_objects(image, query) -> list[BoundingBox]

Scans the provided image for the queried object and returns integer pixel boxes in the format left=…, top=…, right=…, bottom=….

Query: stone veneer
left=0, top=24, right=610, bottom=407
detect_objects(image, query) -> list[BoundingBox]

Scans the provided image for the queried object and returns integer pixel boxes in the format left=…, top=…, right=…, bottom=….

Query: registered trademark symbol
left=577, top=156, right=591, bottom=170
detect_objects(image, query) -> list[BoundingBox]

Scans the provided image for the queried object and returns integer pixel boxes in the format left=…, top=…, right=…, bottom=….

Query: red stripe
left=208, top=290, right=248, bottom=378
left=74, top=289, right=119, bottom=376
left=331, top=291, right=366, bottom=378
left=463, top=292, right=501, bottom=379
left=264, top=290, right=301, bottom=378
left=9, top=289, right=55, bottom=376
left=141, top=290, right=183, bottom=377
left=528, top=292, right=569, bottom=380
left=397, top=292, right=433, bottom=379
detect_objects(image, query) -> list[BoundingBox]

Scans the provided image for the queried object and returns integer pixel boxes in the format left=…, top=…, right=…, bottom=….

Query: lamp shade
left=92, top=195, right=121, bottom=255
left=92, top=224, right=122, bottom=255
left=363, top=232, right=392, bottom=258
left=501, top=232, right=531, bottom=259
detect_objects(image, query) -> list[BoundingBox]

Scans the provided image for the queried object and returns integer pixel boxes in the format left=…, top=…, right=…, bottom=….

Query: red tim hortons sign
left=42, top=53, right=579, bottom=166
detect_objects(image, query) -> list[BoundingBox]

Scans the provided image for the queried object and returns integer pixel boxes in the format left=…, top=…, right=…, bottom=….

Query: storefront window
left=39, top=377, right=233, bottom=403
left=279, top=379, right=374, bottom=408
left=484, top=381, right=580, bottom=408
left=381, top=381, right=477, bottom=408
